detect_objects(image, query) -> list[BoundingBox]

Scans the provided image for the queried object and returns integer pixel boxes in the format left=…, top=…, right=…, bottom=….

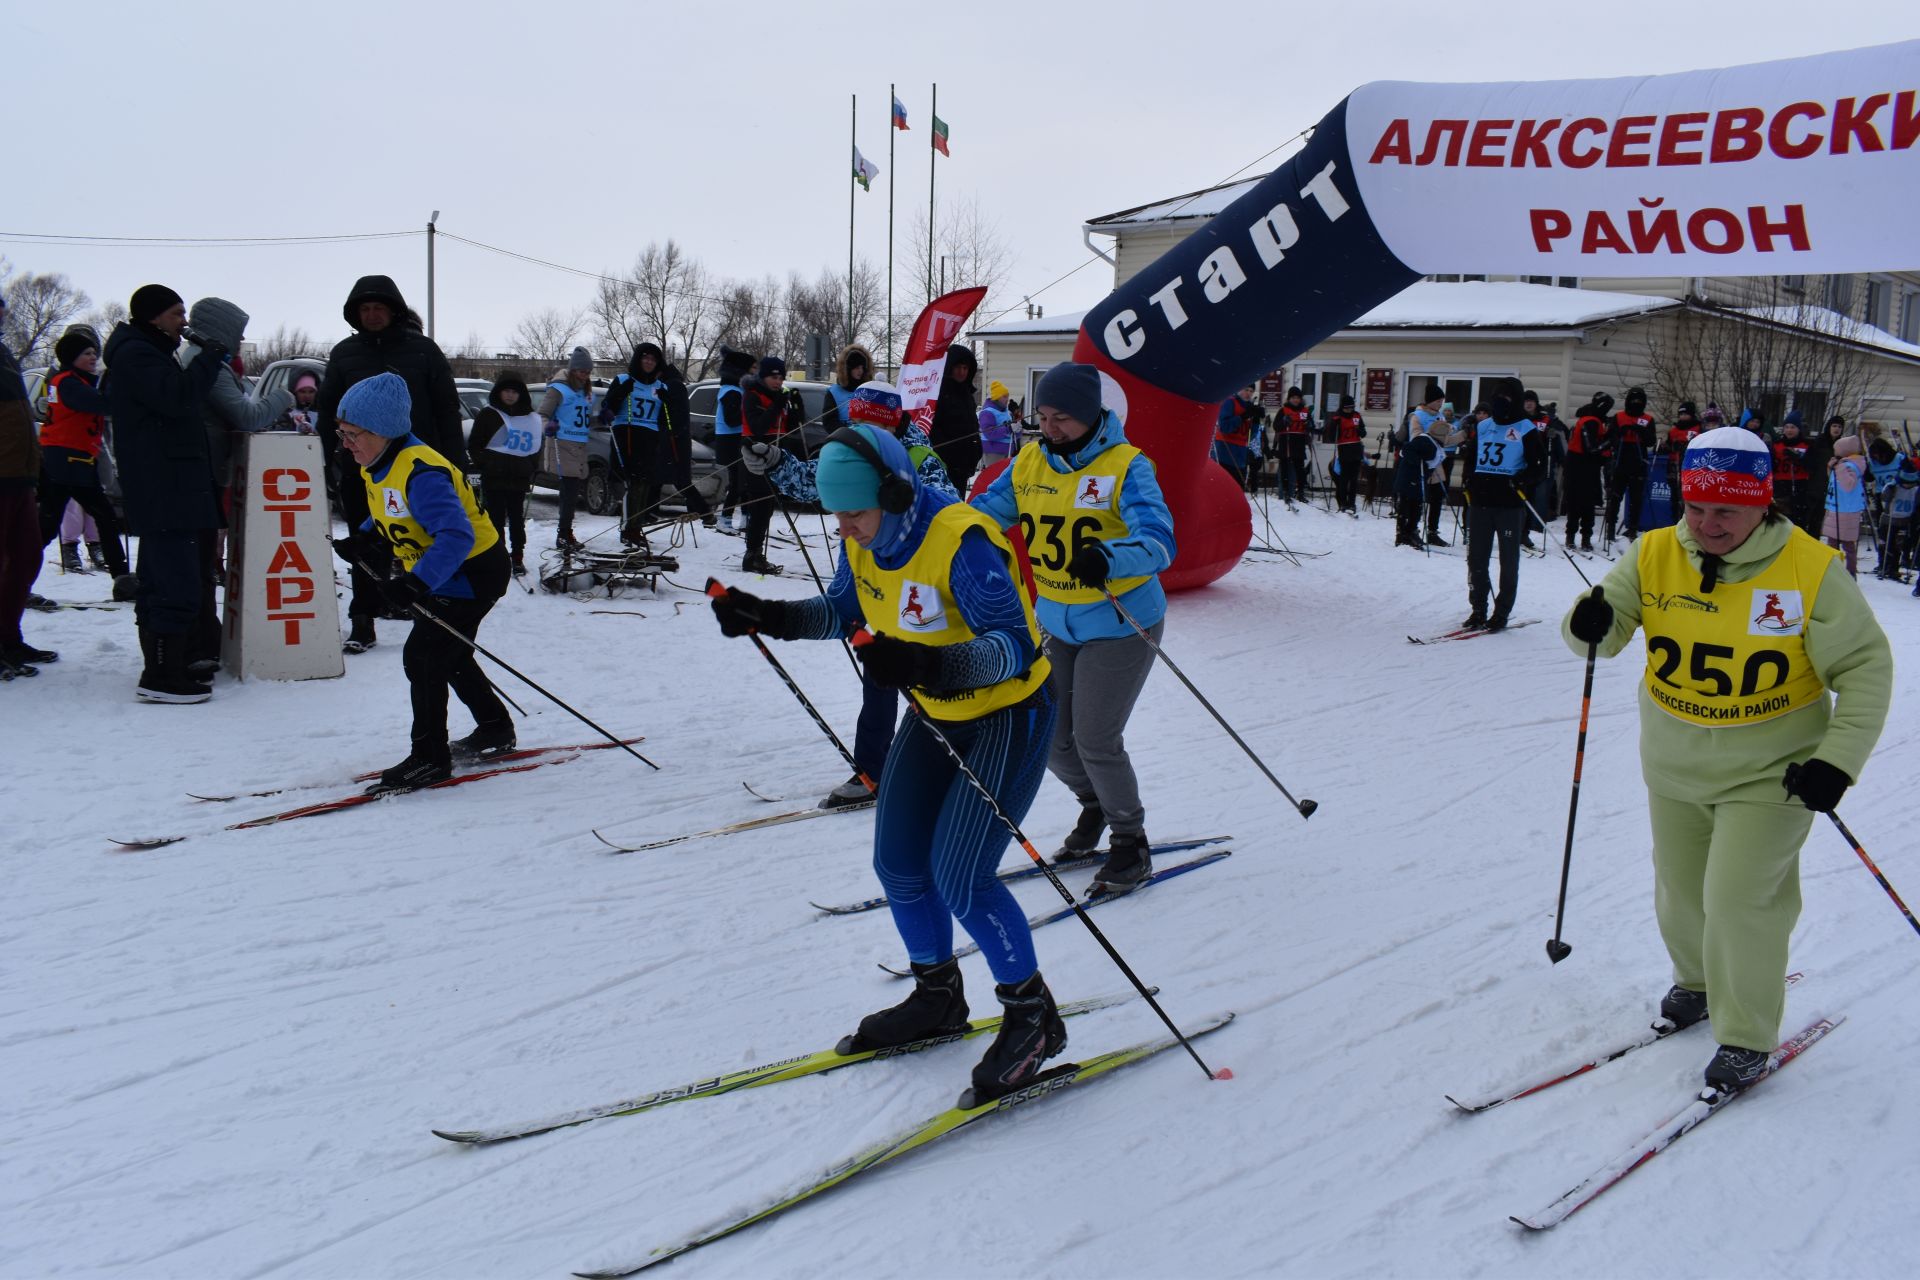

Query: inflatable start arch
left=1068, top=40, right=1920, bottom=588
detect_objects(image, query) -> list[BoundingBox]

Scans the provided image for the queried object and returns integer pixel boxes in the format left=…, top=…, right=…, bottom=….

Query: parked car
left=686, top=378, right=833, bottom=458
left=526, top=379, right=745, bottom=518
left=252, top=356, right=326, bottom=409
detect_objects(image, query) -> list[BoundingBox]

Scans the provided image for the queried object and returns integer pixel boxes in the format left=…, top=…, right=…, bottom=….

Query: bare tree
left=3, top=270, right=91, bottom=366
left=897, top=193, right=1017, bottom=366
left=508, top=306, right=586, bottom=370
left=252, top=323, right=327, bottom=366
left=1643, top=277, right=1889, bottom=432
left=79, top=300, right=128, bottom=341
left=592, top=240, right=719, bottom=371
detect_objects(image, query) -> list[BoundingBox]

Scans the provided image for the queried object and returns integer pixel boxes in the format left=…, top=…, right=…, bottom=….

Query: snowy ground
left=5, top=490, right=1915, bottom=1280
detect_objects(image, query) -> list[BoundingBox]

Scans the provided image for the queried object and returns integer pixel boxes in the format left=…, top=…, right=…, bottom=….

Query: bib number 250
left=1646, top=637, right=1789, bottom=698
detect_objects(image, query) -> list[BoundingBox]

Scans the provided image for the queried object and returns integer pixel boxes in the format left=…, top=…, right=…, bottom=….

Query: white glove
left=742, top=440, right=776, bottom=475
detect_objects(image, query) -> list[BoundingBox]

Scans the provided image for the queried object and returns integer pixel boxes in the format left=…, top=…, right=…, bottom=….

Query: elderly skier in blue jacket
left=971, top=361, right=1176, bottom=892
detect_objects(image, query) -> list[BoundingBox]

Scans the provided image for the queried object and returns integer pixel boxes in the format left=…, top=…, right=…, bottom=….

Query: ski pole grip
left=851, top=629, right=875, bottom=648
left=704, top=577, right=727, bottom=599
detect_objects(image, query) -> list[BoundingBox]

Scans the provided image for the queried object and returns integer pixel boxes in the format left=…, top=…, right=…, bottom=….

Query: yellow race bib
left=363, top=443, right=498, bottom=572
left=848, top=504, right=1050, bottom=722
left=1009, top=441, right=1150, bottom=605
left=1636, top=524, right=1837, bottom=726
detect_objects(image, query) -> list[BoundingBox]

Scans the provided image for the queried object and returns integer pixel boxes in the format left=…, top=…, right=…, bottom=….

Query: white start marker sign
left=224, top=432, right=344, bottom=682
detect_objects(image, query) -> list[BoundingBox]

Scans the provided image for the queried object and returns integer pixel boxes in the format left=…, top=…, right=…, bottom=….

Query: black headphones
left=826, top=427, right=915, bottom=514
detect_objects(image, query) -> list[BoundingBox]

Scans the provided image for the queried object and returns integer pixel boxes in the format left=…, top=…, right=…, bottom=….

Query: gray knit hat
left=567, top=347, right=594, bottom=373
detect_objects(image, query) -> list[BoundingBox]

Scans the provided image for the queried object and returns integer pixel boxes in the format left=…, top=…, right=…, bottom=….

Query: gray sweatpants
left=1043, top=620, right=1162, bottom=835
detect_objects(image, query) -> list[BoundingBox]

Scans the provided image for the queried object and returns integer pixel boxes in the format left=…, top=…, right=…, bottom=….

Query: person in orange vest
left=35, top=332, right=133, bottom=586
left=1210, top=385, right=1261, bottom=489
left=1327, top=394, right=1368, bottom=514
left=1563, top=392, right=1613, bottom=552
left=1605, top=386, right=1657, bottom=543
left=1274, top=386, right=1314, bottom=502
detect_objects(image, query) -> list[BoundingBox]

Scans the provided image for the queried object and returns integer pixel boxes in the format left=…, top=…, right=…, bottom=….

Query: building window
left=1902, top=290, right=1920, bottom=345
left=1865, top=278, right=1892, bottom=331
left=1525, top=275, right=1553, bottom=285
left=1824, top=274, right=1854, bottom=314
left=1781, top=275, right=1807, bottom=293
left=1556, top=277, right=1580, bottom=289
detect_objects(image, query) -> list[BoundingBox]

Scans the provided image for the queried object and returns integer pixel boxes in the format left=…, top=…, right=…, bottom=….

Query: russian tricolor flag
left=891, top=95, right=909, bottom=130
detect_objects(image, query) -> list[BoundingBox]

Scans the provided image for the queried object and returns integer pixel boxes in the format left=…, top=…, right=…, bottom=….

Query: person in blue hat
left=334, top=372, right=512, bottom=790
left=710, top=422, right=1067, bottom=1105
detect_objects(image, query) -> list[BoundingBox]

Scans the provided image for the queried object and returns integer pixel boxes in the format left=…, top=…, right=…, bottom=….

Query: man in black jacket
left=929, top=343, right=982, bottom=492
left=315, top=275, right=467, bottom=653
left=104, top=284, right=226, bottom=702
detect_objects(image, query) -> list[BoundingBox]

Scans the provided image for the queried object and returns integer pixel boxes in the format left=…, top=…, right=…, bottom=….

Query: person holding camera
left=1561, top=426, right=1890, bottom=1095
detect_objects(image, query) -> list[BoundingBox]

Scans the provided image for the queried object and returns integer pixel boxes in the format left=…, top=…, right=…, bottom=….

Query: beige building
left=973, top=174, right=1920, bottom=454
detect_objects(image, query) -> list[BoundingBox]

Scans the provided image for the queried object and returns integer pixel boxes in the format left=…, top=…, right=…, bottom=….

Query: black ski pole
left=850, top=631, right=1224, bottom=1084
left=1100, top=588, right=1317, bottom=820
left=339, top=547, right=658, bottom=770
left=1547, top=585, right=1605, bottom=964
left=1793, top=788, right=1920, bottom=939
left=706, top=578, right=874, bottom=794
left=1519, top=492, right=1595, bottom=589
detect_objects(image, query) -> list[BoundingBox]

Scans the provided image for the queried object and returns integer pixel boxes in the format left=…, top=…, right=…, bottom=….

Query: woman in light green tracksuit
left=1562, top=426, right=1892, bottom=1095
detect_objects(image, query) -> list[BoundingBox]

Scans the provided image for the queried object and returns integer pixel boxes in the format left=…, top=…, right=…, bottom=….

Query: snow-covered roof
left=969, top=309, right=1087, bottom=339
left=1084, top=175, right=1267, bottom=229
left=1732, top=304, right=1920, bottom=361
left=1347, top=281, right=1681, bottom=329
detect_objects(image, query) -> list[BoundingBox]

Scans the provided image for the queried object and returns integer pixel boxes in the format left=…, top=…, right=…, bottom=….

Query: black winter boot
left=1703, top=1043, right=1771, bottom=1096
left=136, top=631, right=212, bottom=704
left=343, top=615, right=377, bottom=655
left=86, top=541, right=109, bottom=570
left=1656, top=984, right=1709, bottom=1032
left=838, top=957, right=969, bottom=1054
left=60, top=542, right=87, bottom=574
left=1053, top=802, right=1106, bottom=863
left=1461, top=611, right=1488, bottom=630
left=451, top=720, right=517, bottom=762
left=965, top=972, right=1067, bottom=1105
left=1091, top=830, right=1153, bottom=894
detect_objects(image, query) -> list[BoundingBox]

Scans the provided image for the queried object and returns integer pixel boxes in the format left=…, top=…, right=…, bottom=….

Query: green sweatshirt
left=1560, top=518, right=1893, bottom=806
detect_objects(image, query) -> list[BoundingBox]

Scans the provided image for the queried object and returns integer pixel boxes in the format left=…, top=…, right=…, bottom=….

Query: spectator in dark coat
left=104, top=284, right=226, bottom=703
left=315, top=274, right=468, bottom=652
left=656, top=357, right=707, bottom=521
left=1, top=296, right=52, bottom=673
left=929, top=343, right=982, bottom=492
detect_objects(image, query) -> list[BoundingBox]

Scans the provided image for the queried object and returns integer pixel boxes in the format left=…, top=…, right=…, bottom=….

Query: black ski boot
left=818, top=773, right=874, bottom=810
left=510, top=552, right=527, bottom=577
left=1091, top=830, right=1152, bottom=895
left=372, top=744, right=454, bottom=794
left=1703, top=1043, right=1770, bottom=1096
left=451, top=720, right=517, bottom=762
left=1484, top=613, right=1509, bottom=633
left=343, top=615, right=377, bottom=655
left=1461, top=611, right=1488, bottom=630
left=739, top=550, right=781, bottom=575
left=1656, top=984, right=1709, bottom=1032
left=60, top=542, right=88, bottom=574
left=964, top=972, right=1067, bottom=1105
left=86, top=540, right=109, bottom=570
left=837, top=957, right=969, bottom=1054
left=1052, top=802, right=1106, bottom=863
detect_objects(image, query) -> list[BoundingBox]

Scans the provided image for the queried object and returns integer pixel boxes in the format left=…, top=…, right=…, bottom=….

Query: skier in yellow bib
left=334, top=373, right=512, bottom=791
left=709, top=424, right=1069, bottom=1104
left=1562, top=426, right=1891, bottom=1094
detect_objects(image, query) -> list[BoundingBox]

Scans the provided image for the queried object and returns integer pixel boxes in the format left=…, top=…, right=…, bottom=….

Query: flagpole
left=887, top=83, right=896, bottom=375
left=928, top=82, right=937, bottom=299
left=848, top=93, right=856, bottom=349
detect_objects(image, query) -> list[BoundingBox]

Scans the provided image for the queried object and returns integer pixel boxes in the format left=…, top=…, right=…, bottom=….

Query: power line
left=0, top=229, right=417, bottom=248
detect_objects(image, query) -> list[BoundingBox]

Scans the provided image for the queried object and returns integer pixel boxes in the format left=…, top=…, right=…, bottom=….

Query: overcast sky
left=3, top=0, right=1912, bottom=357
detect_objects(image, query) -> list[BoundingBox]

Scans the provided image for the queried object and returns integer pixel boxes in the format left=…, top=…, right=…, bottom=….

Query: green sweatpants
left=1647, top=793, right=1814, bottom=1052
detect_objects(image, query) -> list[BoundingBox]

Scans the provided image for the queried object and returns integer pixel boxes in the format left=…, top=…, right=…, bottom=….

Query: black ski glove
left=1568, top=585, right=1614, bottom=644
left=1783, top=758, right=1851, bottom=813
left=379, top=571, right=433, bottom=612
left=332, top=529, right=384, bottom=568
left=856, top=633, right=943, bottom=690
left=711, top=586, right=787, bottom=638
left=1066, top=541, right=1111, bottom=589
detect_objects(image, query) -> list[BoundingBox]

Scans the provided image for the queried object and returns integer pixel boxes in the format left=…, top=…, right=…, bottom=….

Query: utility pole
left=427, top=210, right=440, bottom=339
